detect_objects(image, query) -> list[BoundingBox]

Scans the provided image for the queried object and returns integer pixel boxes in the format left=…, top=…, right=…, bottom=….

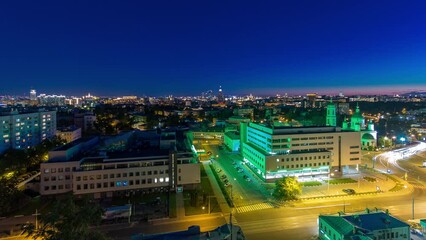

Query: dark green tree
left=272, top=176, right=302, bottom=201
left=0, top=177, right=22, bottom=215
left=24, top=195, right=109, bottom=240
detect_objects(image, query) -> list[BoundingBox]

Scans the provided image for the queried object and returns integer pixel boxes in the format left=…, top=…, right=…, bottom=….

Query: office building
left=40, top=130, right=200, bottom=198
left=0, top=109, right=56, bottom=154
left=241, top=122, right=361, bottom=180
left=319, top=210, right=410, bottom=240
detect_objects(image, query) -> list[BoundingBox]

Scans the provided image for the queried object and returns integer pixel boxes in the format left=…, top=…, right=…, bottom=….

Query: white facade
left=241, top=123, right=361, bottom=180
left=0, top=110, right=56, bottom=154
left=40, top=151, right=200, bottom=198
left=56, top=127, right=82, bottom=143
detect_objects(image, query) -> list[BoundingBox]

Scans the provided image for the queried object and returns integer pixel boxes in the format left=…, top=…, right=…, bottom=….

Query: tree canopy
left=24, top=195, right=109, bottom=240
left=272, top=176, right=302, bottom=201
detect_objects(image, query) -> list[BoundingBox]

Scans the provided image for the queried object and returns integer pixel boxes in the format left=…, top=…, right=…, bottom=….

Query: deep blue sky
left=1, top=1, right=426, bottom=96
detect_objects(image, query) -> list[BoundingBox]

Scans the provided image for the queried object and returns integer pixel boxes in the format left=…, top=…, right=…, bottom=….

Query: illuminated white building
left=241, top=122, right=361, bottom=180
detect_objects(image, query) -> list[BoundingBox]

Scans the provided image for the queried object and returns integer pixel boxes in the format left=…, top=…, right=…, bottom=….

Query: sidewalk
left=202, top=161, right=231, bottom=214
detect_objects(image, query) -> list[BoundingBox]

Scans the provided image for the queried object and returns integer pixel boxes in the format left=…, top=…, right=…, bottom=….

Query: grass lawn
left=301, top=181, right=322, bottom=187
left=325, top=178, right=357, bottom=185
left=389, top=183, right=405, bottom=192
left=169, top=192, right=176, bottom=218
left=363, top=176, right=377, bottom=182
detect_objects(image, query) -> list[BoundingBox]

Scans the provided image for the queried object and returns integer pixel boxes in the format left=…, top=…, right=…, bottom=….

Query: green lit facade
left=241, top=123, right=361, bottom=181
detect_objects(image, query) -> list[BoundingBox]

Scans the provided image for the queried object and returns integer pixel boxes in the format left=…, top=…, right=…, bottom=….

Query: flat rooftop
left=52, top=137, right=95, bottom=151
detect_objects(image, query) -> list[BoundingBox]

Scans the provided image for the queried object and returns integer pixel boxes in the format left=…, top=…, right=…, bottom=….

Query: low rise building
left=56, top=126, right=81, bottom=143
left=319, top=210, right=410, bottom=240
left=224, top=131, right=240, bottom=152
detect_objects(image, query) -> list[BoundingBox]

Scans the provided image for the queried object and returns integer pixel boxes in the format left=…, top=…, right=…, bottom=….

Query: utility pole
left=208, top=195, right=211, bottom=214
left=412, top=194, right=415, bottom=220
left=230, top=185, right=233, bottom=240
left=35, top=209, right=40, bottom=230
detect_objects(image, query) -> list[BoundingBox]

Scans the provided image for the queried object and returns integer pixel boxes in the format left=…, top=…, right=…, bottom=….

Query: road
left=202, top=142, right=269, bottom=208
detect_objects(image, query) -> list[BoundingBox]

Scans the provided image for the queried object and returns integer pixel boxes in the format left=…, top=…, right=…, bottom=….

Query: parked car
left=221, top=174, right=227, bottom=179
left=225, top=182, right=231, bottom=187
left=343, top=189, right=356, bottom=195
left=238, top=169, right=244, bottom=173
left=216, top=168, right=222, bottom=173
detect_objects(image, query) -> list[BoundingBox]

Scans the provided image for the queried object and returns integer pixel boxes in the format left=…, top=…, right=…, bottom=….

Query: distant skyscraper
left=30, top=89, right=37, bottom=101
left=217, top=86, right=224, bottom=103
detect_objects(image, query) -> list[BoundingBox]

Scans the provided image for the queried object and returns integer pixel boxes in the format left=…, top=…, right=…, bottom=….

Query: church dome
left=362, top=133, right=375, bottom=140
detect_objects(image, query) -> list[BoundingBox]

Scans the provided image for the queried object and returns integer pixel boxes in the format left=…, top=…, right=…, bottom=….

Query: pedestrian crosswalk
left=235, top=202, right=274, bottom=213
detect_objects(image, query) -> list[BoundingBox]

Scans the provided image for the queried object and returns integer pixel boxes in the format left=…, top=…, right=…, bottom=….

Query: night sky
left=1, top=1, right=426, bottom=96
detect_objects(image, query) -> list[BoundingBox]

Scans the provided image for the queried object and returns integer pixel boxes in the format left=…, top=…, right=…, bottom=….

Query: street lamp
left=327, top=172, right=334, bottom=195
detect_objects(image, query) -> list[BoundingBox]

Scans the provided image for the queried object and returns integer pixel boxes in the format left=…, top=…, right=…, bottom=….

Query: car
left=386, top=169, right=391, bottom=173
left=343, top=189, right=356, bottom=195
left=223, top=179, right=229, bottom=184
left=221, top=174, right=227, bottom=179
left=207, top=151, right=212, bottom=155
left=238, top=169, right=244, bottom=173
left=225, top=182, right=231, bottom=187
left=216, top=168, right=222, bottom=173
left=246, top=178, right=252, bottom=182
left=243, top=175, right=248, bottom=179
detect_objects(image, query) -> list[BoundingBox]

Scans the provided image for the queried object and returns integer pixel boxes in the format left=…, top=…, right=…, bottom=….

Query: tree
left=0, top=177, right=23, bottom=215
left=272, top=176, right=302, bottom=201
left=24, top=195, right=109, bottom=240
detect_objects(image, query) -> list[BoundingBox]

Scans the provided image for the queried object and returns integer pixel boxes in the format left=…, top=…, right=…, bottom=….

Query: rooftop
left=224, top=131, right=240, bottom=140
left=52, top=137, right=95, bottom=151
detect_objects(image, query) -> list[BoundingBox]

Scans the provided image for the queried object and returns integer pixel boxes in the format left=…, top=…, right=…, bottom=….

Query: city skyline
left=2, top=1, right=426, bottom=96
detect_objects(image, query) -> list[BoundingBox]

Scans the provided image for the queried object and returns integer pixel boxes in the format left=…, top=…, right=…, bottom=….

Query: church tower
left=350, top=103, right=364, bottom=131
left=326, top=99, right=336, bottom=127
